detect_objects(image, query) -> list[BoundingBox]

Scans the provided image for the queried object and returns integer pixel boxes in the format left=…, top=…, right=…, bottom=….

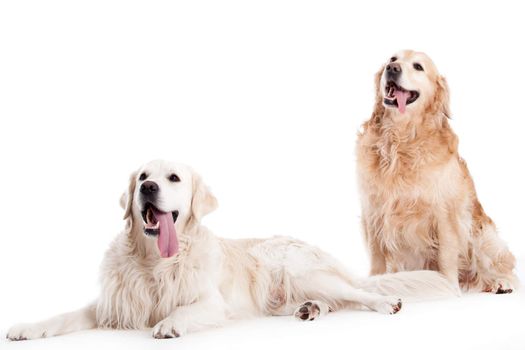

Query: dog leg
left=340, top=287, right=402, bottom=314
left=436, top=213, right=461, bottom=289
left=7, top=304, right=96, bottom=341
left=299, top=272, right=402, bottom=315
left=363, top=219, right=387, bottom=275
left=472, top=219, right=517, bottom=294
left=152, top=292, right=226, bottom=339
left=369, top=242, right=387, bottom=276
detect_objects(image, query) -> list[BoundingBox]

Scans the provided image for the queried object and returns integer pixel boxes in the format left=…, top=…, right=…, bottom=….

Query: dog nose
left=140, top=181, right=159, bottom=195
left=386, top=62, right=402, bottom=78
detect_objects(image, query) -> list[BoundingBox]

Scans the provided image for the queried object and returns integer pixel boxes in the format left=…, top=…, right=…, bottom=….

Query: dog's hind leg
left=469, top=217, right=517, bottom=293
left=298, top=271, right=402, bottom=315
left=7, top=304, right=97, bottom=341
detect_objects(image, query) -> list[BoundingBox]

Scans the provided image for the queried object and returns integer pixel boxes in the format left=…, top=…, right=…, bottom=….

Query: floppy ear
left=190, top=172, right=218, bottom=222
left=433, top=75, right=451, bottom=118
left=368, top=65, right=386, bottom=127
left=121, top=171, right=138, bottom=221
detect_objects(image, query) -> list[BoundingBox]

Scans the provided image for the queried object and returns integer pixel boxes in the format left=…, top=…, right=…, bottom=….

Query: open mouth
left=141, top=203, right=179, bottom=236
left=140, top=202, right=180, bottom=258
left=383, top=81, right=419, bottom=113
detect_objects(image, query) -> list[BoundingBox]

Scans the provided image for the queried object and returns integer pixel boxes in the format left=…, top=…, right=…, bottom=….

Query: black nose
left=386, top=62, right=402, bottom=79
left=140, top=181, right=159, bottom=195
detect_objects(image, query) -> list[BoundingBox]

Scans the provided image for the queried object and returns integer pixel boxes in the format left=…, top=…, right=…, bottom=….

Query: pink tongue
left=152, top=209, right=179, bottom=258
left=394, top=90, right=410, bottom=113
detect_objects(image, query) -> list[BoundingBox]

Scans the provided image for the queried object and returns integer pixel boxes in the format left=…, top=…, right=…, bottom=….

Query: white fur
left=6, top=160, right=458, bottom=341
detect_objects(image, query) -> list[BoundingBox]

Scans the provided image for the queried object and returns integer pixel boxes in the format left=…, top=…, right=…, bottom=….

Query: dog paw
left=485, top=279, right=514, bottom=294
left=152, top=318, right=182, bottom=339
left=374, top=297, right=402, bottom=315
left=294, top=301, right=321, bottom=321
left=6, top=323, right=48, bottom=341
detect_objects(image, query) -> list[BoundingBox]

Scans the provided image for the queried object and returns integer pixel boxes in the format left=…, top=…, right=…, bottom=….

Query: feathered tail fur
left=356, top=271, right=461, bottom=302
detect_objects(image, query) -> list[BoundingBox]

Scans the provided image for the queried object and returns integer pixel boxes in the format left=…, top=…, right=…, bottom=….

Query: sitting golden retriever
left=356, top=50, right=518, bottom=293
left=7, top=160, right=457, bottom=341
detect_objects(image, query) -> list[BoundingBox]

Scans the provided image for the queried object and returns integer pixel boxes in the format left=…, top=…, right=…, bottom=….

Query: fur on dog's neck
left=379, top=107, right=451, bottom=138
left=359, top=107, right=459, bottom=179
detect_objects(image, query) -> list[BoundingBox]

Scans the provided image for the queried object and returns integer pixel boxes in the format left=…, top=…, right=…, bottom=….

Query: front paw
left=6, top=323, right=47, bottom=341
left=152, top=318, right=182, bottom=339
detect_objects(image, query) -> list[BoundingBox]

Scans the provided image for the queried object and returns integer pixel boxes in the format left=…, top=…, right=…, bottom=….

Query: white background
left=1, top=0, right=524, bottom=349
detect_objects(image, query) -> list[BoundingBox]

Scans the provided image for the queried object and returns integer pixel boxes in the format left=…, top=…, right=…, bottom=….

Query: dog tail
left=356, top=270, right=460, bottom=301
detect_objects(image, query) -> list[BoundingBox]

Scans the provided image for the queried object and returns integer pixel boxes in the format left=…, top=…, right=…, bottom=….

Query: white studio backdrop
left=1, top=1, right=524, bottom=349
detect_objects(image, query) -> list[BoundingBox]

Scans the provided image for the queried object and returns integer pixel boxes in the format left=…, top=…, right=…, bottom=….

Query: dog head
left=121, top=160, right=217, bottom=258
left=377, top=50, right=450, bottom=118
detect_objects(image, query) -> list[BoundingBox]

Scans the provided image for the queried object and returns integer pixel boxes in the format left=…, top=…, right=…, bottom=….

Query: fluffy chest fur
left=356, top=119, right=469, bottom=265
left=96, top=228, right=220, bottom=329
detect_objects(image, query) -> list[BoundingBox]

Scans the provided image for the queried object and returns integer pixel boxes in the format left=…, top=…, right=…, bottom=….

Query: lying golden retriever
left=7, top=160, right=457, bottom=340
left=357, top=50, right=518, bottom=293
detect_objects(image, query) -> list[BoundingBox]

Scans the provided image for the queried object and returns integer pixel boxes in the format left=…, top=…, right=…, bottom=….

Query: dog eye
left=168, top=174, right=180, bottom=182
left=390, top=57, right=397, bottom=62
left=139, top=173, right=147, bottom=181
left=413, top=63, right=424, bottom=71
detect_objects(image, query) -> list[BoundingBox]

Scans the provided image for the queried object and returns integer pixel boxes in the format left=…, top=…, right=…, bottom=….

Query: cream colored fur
left=7, top=160, right=457, bottom=341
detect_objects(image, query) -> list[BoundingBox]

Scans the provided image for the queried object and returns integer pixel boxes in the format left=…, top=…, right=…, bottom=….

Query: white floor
left=2, top=260, right=524, bottom=350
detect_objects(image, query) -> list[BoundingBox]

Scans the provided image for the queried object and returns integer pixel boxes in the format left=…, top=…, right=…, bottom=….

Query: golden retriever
left=356, top=50, right=518, bottom=293
left=7, top=160, right=457, bottom=340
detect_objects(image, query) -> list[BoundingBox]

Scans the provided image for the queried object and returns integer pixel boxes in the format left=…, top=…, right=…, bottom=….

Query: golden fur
left=356, top=50, right=517, bottom=293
